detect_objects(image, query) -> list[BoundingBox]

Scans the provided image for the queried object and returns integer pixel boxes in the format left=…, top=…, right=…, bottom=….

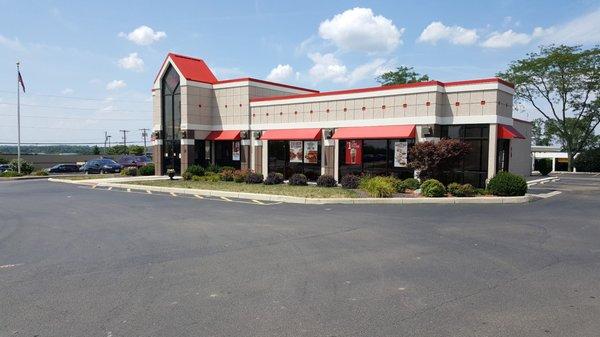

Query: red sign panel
left=345, top=140, right=362, bottom=165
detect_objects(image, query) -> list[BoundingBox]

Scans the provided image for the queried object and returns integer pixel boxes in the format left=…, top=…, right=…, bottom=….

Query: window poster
left=232, top=141, right=241, bottom=161
left=289, top=141, right=303, bottom=163
left=394, top=141, right=408, bottom=167
left=345, top=140, right=362, bottom=165
left=303, top=141, right=319, bottom=164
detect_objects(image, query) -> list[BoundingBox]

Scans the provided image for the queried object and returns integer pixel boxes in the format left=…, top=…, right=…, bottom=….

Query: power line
left=120, top=129, right=130, bottom=146
left=0, top=113, right=150, bottom=121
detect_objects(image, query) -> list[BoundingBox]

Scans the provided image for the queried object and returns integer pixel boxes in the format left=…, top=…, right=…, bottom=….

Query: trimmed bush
left=264, top=172, right=284, bottom=185
left=185, top=165, right=205, bottom=177
left=205, top=164, right=221, bottom=173
left=288, top=173, right=308, bottom=186
left=380, top=176, right=403, bottom=193
left=401, top=178, right=421, bottom=190
left=360, top=176, right=396, bottom=198
left=9, top=159, right=34, bottom=175
left=340, top=174, right=360, bottom=189
left=0, top=171, right=23, bottom=177
left=182, top=171, right=193, bottom=181
left=220, top=168, right=235, bottom=181
left=447, top=182, right=476, bottom=197
left=193, top=172, right=220, bottom=182
left=245, top=172, right=264, bottom=184
left=121, top=167, right=138, bottom=176
left=316, top=174, right=337, bottom=187
left=420, top=179, right=446, bottom=197
left=538, top=158, right=552, bottom=176
left=138, top=164, right=155, bottom=176
left=220, top=166, right=235, bottom=172
left=233, top=169, right=249, bottom=183
left=487, top=171, right=528, bottom=196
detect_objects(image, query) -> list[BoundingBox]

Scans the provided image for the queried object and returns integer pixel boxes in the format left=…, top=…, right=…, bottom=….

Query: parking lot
left=1, top=174, right=599, bottom=336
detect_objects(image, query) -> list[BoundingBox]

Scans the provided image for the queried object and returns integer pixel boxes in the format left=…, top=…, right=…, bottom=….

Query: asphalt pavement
left=1, top=174, right=599, bottom=337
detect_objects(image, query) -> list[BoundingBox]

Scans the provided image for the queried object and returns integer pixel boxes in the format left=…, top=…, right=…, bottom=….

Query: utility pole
left=107, top=135, right=111, bottom=147
left=140, top=128, right=149, bottom=153
left=104, top=131, right=109, bottom=149
left=16, top=62, right=21, bottom=174
left=119, top=129, right=129, bottom=146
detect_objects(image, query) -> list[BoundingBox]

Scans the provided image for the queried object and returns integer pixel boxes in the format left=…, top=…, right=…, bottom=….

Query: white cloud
left=61, top=88, right=74, bottom=95
left=106, top=80, right=127, bottom=90
left=118, top=52, right=144, bottom=72
left=0, top=34, right=25, bottom=51
left=538, top=8, right=600, bottom=44
left=118, top=25, right=166, bottom=46
left=266, top=64, right=295, bottom=82
left=418, top=21, right=479, bottom=45
left=318, top=7, right=403, bottom=53
left=481, top=29, right=532, bottom=48
left=307, top=53, right=348, bottom=83
left=348, top=58, right=396, bottom=84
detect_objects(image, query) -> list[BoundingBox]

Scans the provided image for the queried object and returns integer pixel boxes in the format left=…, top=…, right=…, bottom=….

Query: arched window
left=161, top=65, right=181, bottom=172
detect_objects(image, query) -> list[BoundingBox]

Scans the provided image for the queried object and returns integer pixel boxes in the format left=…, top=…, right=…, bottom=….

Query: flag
left=18, top=71, right=25, bottom=93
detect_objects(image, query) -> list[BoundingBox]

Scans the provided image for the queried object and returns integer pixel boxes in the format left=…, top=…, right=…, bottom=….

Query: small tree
left=498, top=45, right=600, bottom=171
left=128, top=145, right=145, bottom=155
left=9, top=159, right=34, bottom=175
left=376, top=66, right=429, bottom=86
left=92, top=145, right=101, bottom=155
left=106, top=145, right=129, bottom=155
left=409, top=139, right=471, bottom=181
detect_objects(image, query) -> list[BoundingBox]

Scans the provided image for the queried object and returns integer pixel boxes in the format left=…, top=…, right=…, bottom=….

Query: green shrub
left=0, top=157, right=8, bottom=164
left=245, top=172, right=263, bottom=184
left=340, top=174, right=360, bottom=189
left=220, top=166, right=235, bottom=172
left=420, top=179, right=446, bottom=197
left=219, top=168, right=235, bottom=181
left=401, top=178, right=421, bottom=190
left=121, top=167, right=138, bottom=176
left=288, top=173, right=307, bottom=186
left=264, top=172, right=284, bottom=185
left=9, top=159, right=34, bottom=175
left=205, top=164, right=221, bottom=173
left=185, top=165, right=205, bottom=177
left=538, top=159, right=552, bottom=176
left=33, top=170, right=49, bottom=176
left=138, top=164, right=155, bottom=176
left=487, top=171, right=528, bottom=196
left=360, top=176, right=396, bottom=198
left=0, top=171, right=23, bottom=177
left=192, top=172, right=220, bottom=182
left=575, top=148, right=600, bottom=172
left=447, top=182, right=476, bottom=197
left=182, top=171, right=193, bottom=181
left=381, top=176, right=403, bottom=193
left=316, top=174, right=337, bottom=187
left=233, top=169, right=249, bottom=183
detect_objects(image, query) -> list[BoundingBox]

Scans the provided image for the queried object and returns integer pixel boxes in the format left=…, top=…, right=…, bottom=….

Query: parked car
left=0, top=164, right=10, bottom=173
left=45, top=164, right=81, bottom=173
left=80, top=158, right=122, bottom=174
left=118, top=155, right=152, bottom=168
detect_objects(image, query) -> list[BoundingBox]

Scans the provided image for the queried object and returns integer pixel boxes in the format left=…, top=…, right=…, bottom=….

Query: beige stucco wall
left=509, top=119, right=533, bottom=177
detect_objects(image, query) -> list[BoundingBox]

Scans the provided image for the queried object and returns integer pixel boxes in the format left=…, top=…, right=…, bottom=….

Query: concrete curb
left=49, top=178, right=535, bottom=205
left=527, top=176, right=559, bottom=186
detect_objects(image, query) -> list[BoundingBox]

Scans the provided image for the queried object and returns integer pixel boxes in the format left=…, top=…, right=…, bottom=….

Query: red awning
left=260, top=128, right=322, bottom=140
left=332, top=125, right=416, bottom=140
left=205, top=130, right=241, bottom=141
left=498, top=124, right=526, bottom=139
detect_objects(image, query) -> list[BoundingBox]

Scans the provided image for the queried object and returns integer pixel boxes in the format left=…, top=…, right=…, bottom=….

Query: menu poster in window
left=289, top=141, right=303, bottom=163
left=394, top=141, right=408, bottom=167
left=345, top=140, right=362, bottom=165
left=232, top=141, right=241, bottom=161
left=303, top=141, right=319, bottom=164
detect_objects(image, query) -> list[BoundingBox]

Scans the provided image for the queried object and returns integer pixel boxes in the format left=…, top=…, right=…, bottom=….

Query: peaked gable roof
left=155, top=53, right=218, bottom=85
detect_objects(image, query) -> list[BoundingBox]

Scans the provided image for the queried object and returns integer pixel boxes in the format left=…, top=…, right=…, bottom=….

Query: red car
left=118, top=155, right=152, bottom=168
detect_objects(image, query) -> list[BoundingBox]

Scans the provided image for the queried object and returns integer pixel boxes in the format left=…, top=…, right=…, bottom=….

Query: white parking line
left=194, top=195, right=204, bottom=199
left=252, top=199, right=265, bottom=205
left=170, top=192, right=177, bottom=197
left=108, top=187, right=113, bottom=191
left=127, top=188, right=131, bottom=192
left=220, top=196, right=232, bottom=202
left=0, top=263, right=22, bottom=269
left=146, top=190, right=152, bottom=194
left=92, top=184, right=98, bottom=189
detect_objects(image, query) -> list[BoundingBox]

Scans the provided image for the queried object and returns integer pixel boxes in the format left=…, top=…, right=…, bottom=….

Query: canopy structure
left=332, top=125, right=416, bottom=139
left=205, top=130, right=241, bottom=141
left=260, top=128, right=322, bottom=140
left=498, top=124, right=526, bottom=139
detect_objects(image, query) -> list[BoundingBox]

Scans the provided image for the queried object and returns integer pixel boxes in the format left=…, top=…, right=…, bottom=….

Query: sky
left=0, top=0, right=599, bottom=145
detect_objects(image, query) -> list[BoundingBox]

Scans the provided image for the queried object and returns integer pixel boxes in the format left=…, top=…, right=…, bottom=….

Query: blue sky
left=1, top=0, right=599, bottom=144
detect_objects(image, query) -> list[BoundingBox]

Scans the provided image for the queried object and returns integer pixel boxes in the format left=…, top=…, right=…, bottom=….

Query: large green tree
left=376, top=66, right=429, bottom=86
left=498, top=45, right=600, bottom=171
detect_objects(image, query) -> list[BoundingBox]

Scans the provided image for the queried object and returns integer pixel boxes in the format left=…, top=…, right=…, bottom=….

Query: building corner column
left=487, top=124, right=498, bottom=183
left=153, top=141, right=163, bottom=175
left=180, top=130, right=195, bottom=174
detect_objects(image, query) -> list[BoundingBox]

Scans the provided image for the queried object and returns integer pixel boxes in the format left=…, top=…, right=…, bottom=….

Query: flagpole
left=16, top=62, right=21, bottom=174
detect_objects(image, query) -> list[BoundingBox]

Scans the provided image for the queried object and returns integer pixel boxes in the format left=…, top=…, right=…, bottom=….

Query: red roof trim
left=332, top=125, right=416, bottom=140
left=498, top=124, right=526, bottom=139
left=215, top=77, right=319, bottom=93
left=250, top=78, right=512, bottom=103
left=260, top=128, right=322, bottom=141
left=153, top=53, right=218, bottom=87
left=205, top=130, right=241, bottom=141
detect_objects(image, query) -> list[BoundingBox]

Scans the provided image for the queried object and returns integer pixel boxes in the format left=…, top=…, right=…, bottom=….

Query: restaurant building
left=152, top=53, right=531, bottom=187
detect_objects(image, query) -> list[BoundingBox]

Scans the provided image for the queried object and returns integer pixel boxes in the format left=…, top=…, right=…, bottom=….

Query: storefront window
left=161, top=65, right=181, bottom=174
left=267, top=140, right=321, bottom=181
left=441, top=124, right=489, bottom=187
left=213, top=141, right=241, bottom=169
left=339, top=139, right=414, bottom=179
